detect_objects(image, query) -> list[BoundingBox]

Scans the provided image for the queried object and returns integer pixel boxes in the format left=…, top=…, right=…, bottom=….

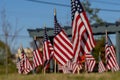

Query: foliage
left=0, top=40, right=12, bottom=65
left=93, top=37, right=105, bottom=63
left=82, top=1, right=103, bottom=25
left=1, top=8, right=23, bottom=53
left=0, top=63, right=16, bottom=75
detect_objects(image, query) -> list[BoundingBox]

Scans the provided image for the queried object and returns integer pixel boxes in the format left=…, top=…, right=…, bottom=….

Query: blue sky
left=0, top=0, right=120, bottom=49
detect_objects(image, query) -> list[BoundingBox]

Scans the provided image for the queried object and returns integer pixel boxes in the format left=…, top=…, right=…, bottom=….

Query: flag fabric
left=21, top=49, right=33, bottom=74
left=20, top=50, right=26, bottom=74
left=105, top=32, right=119, bottom=71
left=33, top=40, right=43, bottom=68
left=58, top=63, right=71, bottom=73
left=71, top=0, right=95, bottom=62
left=16, top=57, right=22, bottom=74
left=58, top=62, right=73, bottom=74
left=53, top=9, right=74, bottom=66
left=62, top=64, right=72, bottom=74
left=85, top=53, right=96, bottom=72
left=72, top=62, right=82, bottom=74
left=23, top=56, right=33, bottom=74
left=98, top=55, right=106, bottom=73
left=58, top=64, right=64, bottom=71
left=62, top=60, right=74, bottom=74
left=43, top=27, right=54, bottom=70
left=58, top=59, right=82, bottom=74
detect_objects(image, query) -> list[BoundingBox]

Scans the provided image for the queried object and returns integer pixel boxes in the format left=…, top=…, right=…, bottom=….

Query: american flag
left=58, top=61, right=73, bottom=74
left=85, top=53, right=96, bottom=72
left=53, top=9, right=74, bottom=65
left=62, top=60, right=73, bottom=74
left=98, top=54, right=106, bottom=73
left=105, top=32, right=119, bottom=71
left=16, top=57, right=22, bottom=74
left=71, top=0, right=95, bottom=62
left=21, top=48, right=33, bottom=74
left=23, top=56, right=33, bottom=74
left=58, top=60, right=82, bottom=74
left=58, top=64, right=64, bottom=71
left=43, top=27, right=54, bottom=70
left=33, top=40, right=43, bottom=68
left=72, top=62, right=82, bottom=74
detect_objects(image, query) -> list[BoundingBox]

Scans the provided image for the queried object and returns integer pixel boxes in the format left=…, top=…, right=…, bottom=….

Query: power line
left=27, top=0, right=70, bottom=7
left=98, top=9, right=120, bottom=12
left=90, top=0, right=120, bottom=6
left=0, top=34, right=30, bottom=38
left=26, top=0, right=120, bottom=12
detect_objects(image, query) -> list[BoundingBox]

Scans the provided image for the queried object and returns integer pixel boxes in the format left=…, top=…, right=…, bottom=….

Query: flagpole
left=105, top=30, right=108, bottom=72
left=54, top=60, right=56, bottom=73
left=99, top=51, right=101, bottom=60
left=43, top=24, right=46, bottom=75
left=85, top=54, right=88, bottom=73
left=54, top=8, right=57, bottom=74
left=43, top=67, right=46, bottom=75
left=105, top=30, right=108, bottom=42
left=105, top=30, right=114, bottom=72
left=77, top=66, right=80, bottom=74
left=85, top=61, right=87, bottom=73
left=32, top=36, right=37, bottom=75
left=20, top=44, right=24, bottom=74
left=99, top=51, right=101, bottom=69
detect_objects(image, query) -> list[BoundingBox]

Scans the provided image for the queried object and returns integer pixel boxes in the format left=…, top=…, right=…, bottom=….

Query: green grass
left=0, top=72, right=120, bottom=80
left=0, top=64, right=120, bottom=80
left=0, top=63, right=17, bottom=75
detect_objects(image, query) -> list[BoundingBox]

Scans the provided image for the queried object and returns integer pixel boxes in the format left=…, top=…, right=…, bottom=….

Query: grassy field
left=0, top=64, right=16, bottom=75
left=0, top=72, right=120, bottom=80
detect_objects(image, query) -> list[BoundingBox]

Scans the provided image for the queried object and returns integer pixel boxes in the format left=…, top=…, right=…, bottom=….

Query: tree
left=1, top=7, right=22, bottom=75
left=1, top=8, right=23, bottom=52
left=0, top=40, right=11, bottom=65
left=82, top=0, right=103, bottom=25
left=93, top=37, right=105, bottom=63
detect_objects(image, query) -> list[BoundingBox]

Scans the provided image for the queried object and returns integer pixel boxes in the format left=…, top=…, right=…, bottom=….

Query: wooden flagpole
left=85, top=54, right=88, bottom=73
left=105, top=30, right=109, bottom=72
left=77, top=66, right=80, bottom=74
left=105, top=30, right=114, bottom=72
left=105, top=30, right=108, bottom=42
left=54, top=8, right=56, bottom=74
left=54, top=60, right=56, bottom=73
left=43, top=24, right=46, bottom=75
left=43, top=67, right=46, bottom=75
left=32, top=36, right=37, bottom=75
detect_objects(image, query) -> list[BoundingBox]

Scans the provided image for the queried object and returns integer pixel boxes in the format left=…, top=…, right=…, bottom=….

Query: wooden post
left=32, top=36, right=37, bottom=74
left=116, top=32, right=120, bottom=66
left=43, top=67, right=46, bottom=75
left=77, top=67, right=80, bottom=74
left=84, top=54, right=87, bottom=73
left=85, top=61, right=87, bottom=73
left=54, top=8, right=57, bottom=74
left=54, top=60, right=56, bottom=73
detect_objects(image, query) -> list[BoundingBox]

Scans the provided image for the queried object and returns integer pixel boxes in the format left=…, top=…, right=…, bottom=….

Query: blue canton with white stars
left=71, top=0, right=84, bottom=21
left=43, top=27, right=49, bottom=43
left=106, top=35, right=113, bottom=47
left=54, top=14, right=62, bottom=36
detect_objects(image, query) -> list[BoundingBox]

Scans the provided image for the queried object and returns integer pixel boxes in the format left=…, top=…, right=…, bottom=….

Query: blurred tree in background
left=93, top=37, right=105, bottom=63
left=82, top=0, right=104, bottom=25
left=0, top=40, right=12, bottom=65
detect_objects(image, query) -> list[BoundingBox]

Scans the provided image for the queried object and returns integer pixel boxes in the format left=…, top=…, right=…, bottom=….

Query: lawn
left=0, top=64, right=120, bottom=80
left=0, top=72, right=120, bottom=80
